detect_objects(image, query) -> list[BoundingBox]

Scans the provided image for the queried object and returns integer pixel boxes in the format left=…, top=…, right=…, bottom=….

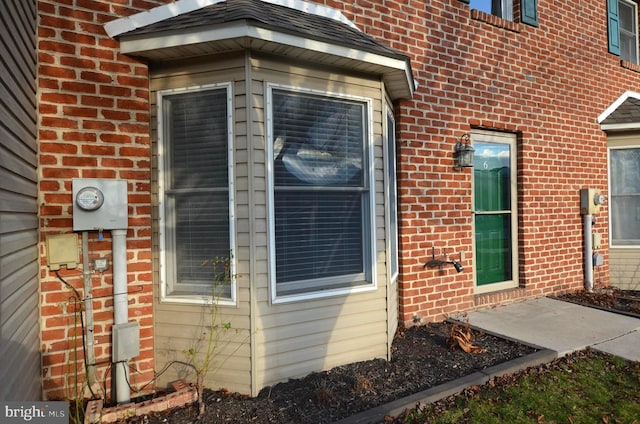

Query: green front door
left=473, top=133, right=517, bottom=291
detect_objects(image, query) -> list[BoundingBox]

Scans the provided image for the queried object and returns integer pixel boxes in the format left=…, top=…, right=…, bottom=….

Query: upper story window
left=470, top=0, right=513, bottom=20
left=464, top=0, right=538, bottom=26
left=158, top=84, right=236, bottom=304
left=268, top=84, right=375, bottom=301
left=609, top=0, right=639, bottom=64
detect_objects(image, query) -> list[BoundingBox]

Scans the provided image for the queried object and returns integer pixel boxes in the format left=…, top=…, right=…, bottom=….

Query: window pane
left=470, top=0, right=493, bottom=14
left=162, top=87, right=232, bottom=298
left=271, top=89, right=369, bottom=296
left=173, top=191, right=231, bottom=293
left=275, top=190, right=363, bottom=284
left=164, top=90, right=228, bottom=189
left=619, top=0, right=635, bottom=31
left=610, top=148, right=640, bottom=245
left=474, top=142, right=511, bottom=212
left=272, top=91, right=364, bottom=187
left=619, top=0, right=639, bottom=63
left=475, top=213, right=512, bottom=285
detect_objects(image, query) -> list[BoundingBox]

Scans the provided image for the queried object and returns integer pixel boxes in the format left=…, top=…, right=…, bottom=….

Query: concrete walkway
left=338, top=297, right=640, bottom=423
left=463, top=297, right=640, bottom=362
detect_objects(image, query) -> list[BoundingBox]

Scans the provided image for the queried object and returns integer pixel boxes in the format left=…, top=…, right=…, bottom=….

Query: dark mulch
left=554, top=287, right=640, bottom=317
left=123, top=322, right=536, bottom=424
left=112, top=288, right=640, bottom=424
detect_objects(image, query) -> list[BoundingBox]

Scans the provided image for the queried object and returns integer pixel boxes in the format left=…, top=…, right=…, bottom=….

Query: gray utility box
left=112, top=322, right=140, bottom=362
left=72, top=178, right=128, bottom=231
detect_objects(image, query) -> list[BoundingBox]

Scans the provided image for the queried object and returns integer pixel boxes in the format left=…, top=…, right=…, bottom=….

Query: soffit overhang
left=105, top=0, right=415, bottom=101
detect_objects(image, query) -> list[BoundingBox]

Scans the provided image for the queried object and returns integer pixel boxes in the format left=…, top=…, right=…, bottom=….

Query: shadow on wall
left=0, top=337, right=40, bottom=401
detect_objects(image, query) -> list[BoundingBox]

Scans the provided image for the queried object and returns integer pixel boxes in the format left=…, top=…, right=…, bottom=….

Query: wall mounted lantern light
left=455, top=133, right=474, bottom=168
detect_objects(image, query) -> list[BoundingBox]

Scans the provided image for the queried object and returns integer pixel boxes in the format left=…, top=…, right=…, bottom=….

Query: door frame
left=471, top=129, right=519, bottom=294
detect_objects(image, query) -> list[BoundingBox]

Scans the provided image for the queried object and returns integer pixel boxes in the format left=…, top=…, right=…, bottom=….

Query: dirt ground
left=121, top=288, right=639, bottom=424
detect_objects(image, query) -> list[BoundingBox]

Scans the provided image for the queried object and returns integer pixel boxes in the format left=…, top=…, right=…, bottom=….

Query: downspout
left=112, top=228, right=130, bottom=403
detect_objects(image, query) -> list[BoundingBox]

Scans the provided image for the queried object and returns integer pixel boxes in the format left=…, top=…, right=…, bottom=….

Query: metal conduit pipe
left=584, top=214, right=593, bottom=292
left=112, top=228, right=130, bottom=404
left=82, top=231, right=96, bottom=388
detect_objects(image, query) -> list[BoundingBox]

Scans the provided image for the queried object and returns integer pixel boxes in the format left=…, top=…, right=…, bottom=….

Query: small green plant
left=184, top=254, right=243, bottom=417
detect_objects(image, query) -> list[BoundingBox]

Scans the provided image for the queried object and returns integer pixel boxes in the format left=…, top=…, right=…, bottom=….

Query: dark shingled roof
left=116, top=0, right=409, bottom=61
left=600, top=96, right=640, bottom=126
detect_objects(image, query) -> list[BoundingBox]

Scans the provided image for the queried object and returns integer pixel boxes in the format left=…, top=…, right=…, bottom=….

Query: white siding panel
left=0, top=0, right=39, bottom=401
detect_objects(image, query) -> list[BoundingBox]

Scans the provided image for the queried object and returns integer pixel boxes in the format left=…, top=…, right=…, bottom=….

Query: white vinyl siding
left=157, top=84, right=236, bottom=303
left=1, top=0, right=40, bottom=401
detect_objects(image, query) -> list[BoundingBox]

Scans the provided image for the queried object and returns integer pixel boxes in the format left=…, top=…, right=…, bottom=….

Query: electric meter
left=76, top=186, right=104, bottom=211
left=72, top=179, right=127, bottom=231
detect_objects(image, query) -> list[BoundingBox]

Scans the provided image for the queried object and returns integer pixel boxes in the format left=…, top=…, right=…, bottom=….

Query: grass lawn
left=401, top=349, right=640, bottom=424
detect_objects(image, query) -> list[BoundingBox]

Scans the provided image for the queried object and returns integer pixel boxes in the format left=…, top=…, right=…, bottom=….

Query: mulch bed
left=554, top=287, right=640, bottom=317
left=123, top=322, right=536, bottom=424
left=120, top=287, right=640, bottom=424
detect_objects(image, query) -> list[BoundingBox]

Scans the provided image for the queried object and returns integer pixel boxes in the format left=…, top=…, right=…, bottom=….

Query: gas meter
left=72, top=179, right=128, bottom=231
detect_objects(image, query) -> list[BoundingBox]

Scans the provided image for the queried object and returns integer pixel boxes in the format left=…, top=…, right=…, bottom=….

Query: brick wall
left=319, top=0, right=631, bottom=325
left=37, top=0, right=636, bottom=400
left=38, top=0, right=171, bottom=401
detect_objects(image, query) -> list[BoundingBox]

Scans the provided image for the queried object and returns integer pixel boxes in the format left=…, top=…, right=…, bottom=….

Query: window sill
left=470, top=9, right=521, bottom=33
left=272, top=282, right=376, bottom=304
left=621, top=60, right=640, bottom=73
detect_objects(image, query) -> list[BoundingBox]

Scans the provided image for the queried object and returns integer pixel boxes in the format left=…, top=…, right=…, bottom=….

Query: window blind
left=272, top=90, right=369, bottom=295
left=163, top=88, right=231, bottom=297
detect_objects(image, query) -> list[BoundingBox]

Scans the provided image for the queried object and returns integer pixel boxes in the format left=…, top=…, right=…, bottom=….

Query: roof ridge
left=104, top=0, right=357, bottom=38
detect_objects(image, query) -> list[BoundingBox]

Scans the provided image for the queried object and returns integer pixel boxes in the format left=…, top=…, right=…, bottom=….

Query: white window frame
left=157, top=82, right=236, bottom=305
left=619, top=0, right=639, bottom=64
left=266, top=83, right=377, bottom=303
left=384, top=101, right=399, bottom=283
left=608, top=144, right=640, bottom=248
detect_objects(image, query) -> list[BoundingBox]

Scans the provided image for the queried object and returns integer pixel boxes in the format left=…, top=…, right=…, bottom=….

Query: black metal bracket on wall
left=423, top=247, right=464, bottom=273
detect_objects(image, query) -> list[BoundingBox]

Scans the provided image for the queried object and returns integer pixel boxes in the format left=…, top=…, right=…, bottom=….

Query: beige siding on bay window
left=249, top=56, right=393, bottom=391
left=149, top=54, right=253, bottom=395
left=149, top=53, right=397, bottom=396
